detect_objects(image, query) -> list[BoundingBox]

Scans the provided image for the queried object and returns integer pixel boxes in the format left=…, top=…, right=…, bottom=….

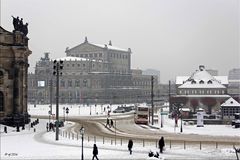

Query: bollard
left=170, top=140, right=171, bottom=149
left=77, top=133, right=78, bottom=140
left=156, top=140, right=157, bottom=148
left=4, top=126, right=7, bottom=133
left=103, top=137, right=104, bottom=144
left=216, top=142, right=218, bottom=149
left=121, top=138, right=122, bottom=146
left=34, top=128, right=36, bottom=132
left=200, top=142, right=202, bottom=150
left=16, top=125, right=20, bottom=132
left=22, top=125, right=25, bottom=130
left=143, top=139, right=145, bottom=147
left=184, top=141, right=186, bottom=150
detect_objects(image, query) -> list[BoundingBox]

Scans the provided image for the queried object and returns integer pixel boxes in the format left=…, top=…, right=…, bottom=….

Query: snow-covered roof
left=176, top=76, right=189, bottom=85
left=55, top=56, right=102, bottom=62
left=175, top=95, right=230, bottom=98
left=176, top=76, right=228, bottom=85
left=221, top=97, right=240, bottom=107
left=92, top=43, right=129, bottom=52
left=181, top=108, right=190, bottom=112
left=213, top=76, right=228, bottom=85
left=178, top=67, right=227, bottom=89
left=178, top=82, right=226, bottom=88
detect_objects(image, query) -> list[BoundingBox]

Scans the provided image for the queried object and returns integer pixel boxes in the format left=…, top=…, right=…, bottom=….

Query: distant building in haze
left=228, top=68, right=240, bottom=101
left=28, top=38, right=158, bottom=104
left=142, top=69, right=160, bottom=84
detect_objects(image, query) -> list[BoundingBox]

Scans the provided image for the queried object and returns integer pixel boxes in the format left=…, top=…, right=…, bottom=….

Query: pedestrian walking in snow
left=110, top=119, right=114, bottom=128
left=128, top=139, right=133, bottom=155
left=46, top=123, right=49, bottom=132
left=106, top=118, right=110, bottom=128
left=158, top=136, right=165, bottom=153
left=92, top=144, right=99, bottom=160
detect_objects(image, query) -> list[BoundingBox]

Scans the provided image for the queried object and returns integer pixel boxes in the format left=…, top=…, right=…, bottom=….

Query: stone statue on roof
left=11, top=16, right=28, bottom=36
left=11, top=16, right=19, bottom=31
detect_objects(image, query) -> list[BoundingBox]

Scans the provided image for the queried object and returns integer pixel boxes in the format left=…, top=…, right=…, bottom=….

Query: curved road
left=34, top=112, right=240, bottom=145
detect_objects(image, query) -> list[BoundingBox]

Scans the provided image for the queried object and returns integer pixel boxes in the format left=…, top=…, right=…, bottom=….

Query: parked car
left=124, top=106, right=135, bottom=112
left=55, top=120, right=64, bottom=127
left=113, top=106, right=125, bottom=113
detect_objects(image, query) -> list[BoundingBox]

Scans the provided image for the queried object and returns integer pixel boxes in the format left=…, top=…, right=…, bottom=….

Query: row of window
left=109, top=53, right=128, bottom=59
left=65, top=63, right=104, bottom=69
left=61, top=80, right=88, bottom=87
left=222, top=108, right=240, bottom=116
left=74, top=53, right=103, bottom=58
left=191, top=80, right=213, bottom=84
left=179, top=89, right=226, bottom=95
left=133, top=81, right=151, bottom=86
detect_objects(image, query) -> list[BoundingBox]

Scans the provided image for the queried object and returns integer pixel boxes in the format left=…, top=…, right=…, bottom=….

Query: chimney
left=199, top=65, right=205, bottom=71
left=109, top=40, right=112, bottom=46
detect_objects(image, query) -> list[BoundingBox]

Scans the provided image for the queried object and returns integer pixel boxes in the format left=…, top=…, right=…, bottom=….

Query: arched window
left=191, top=80, right=196, bottom=84
left=199, top=80, right=204, bottom=84
left=207, top=80, right=213, bottom=84
left=0, top=91, right=4, bottom=111
left=75, top=80, right=80, bottom=87
left=0, top=71, right=3, bottom=84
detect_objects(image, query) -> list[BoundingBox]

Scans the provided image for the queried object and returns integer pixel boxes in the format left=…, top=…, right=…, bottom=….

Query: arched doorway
left=0, top=91, right=4, bottom=111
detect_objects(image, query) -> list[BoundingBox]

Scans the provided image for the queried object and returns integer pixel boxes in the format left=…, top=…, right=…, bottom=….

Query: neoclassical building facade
left=0, top=26, right=31, bottom=126
left=28, top=38, right=158, bottom=104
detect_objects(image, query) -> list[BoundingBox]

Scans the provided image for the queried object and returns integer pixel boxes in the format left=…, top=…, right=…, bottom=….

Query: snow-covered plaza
left=1, top=104, right=240, bottom=160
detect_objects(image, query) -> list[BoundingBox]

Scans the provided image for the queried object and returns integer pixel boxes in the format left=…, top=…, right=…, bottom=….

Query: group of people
left=46, top=122, right=55, bottom=132
left=91, top=136, right=164, bottom=159
left=105, top=118, right=114, bottom=128
left=11, top=15, right=28, bottom=36
left=127, top=137, right=165, bottom=155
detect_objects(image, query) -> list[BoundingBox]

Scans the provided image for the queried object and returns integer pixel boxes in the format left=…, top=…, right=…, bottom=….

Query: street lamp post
left=180, top=108, right=183, bottom=133
left=66, top=107, right=69, bottom=122
left=63, top=107, right=65, bottom=122
left=160, top=108, right=163, bottom=128
left=95, top=104, right=97, bottom=114
left=48, top=110, right=51, bottom=123
left=115, top=119, right=116, bottom=145
left=80, top=127, right=85, bottom=160
left=53, top=59, right=63, bottom=141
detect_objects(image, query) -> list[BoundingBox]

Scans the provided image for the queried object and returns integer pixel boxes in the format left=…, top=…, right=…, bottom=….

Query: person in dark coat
left=46, top=123, right=49, bottom=132
left=128, top=139, right=133, bottom=155
left=158, top=137, right=165, bottom=153
left=92, top=144, right=99, bottom=160
left=110, top=119, right=114, bottom=128
left=106, top=118, right=110, bottom=128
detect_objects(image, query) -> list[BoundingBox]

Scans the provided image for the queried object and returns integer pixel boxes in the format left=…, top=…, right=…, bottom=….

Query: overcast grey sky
left=1, top=0, right=239, bottom=83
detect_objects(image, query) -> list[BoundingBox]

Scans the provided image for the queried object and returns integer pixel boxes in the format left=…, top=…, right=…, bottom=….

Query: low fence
left=59, top=129, right=239, bottom=150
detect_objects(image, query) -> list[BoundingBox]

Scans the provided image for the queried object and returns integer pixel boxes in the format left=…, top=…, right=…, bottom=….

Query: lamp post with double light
left=66, top=107, right=69, bottom=122
left=80, top=127, right=85, bottom=160
left=63, top=107, right=65, bottom=122
left=53, top=59, right=63, bottom=141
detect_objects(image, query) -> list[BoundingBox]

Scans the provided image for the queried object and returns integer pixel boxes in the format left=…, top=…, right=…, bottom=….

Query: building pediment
left=65, top=38, right=130, bottom=56
left=66, top=42, right=104, bottom=54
